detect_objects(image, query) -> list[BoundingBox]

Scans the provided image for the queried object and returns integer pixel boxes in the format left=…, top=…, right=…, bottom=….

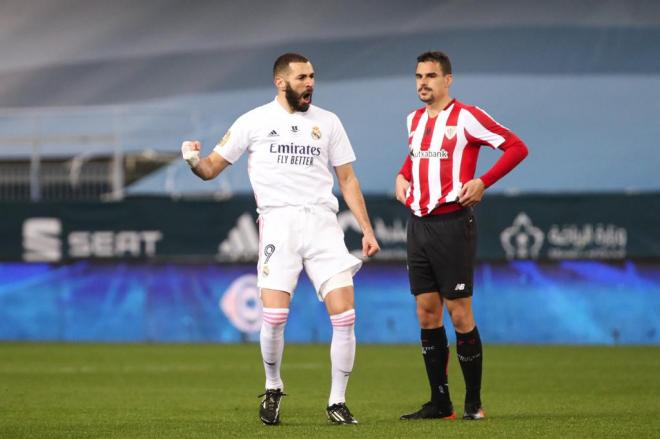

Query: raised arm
left=181, top=140, right=231, bottom=180
left=334, top=163, right=380, bottom=257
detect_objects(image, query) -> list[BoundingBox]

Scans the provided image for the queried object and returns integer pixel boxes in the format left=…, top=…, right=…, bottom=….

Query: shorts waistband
left=258, top=204, right=335, bottom=215
left=411, top=206, right=471, bottom=222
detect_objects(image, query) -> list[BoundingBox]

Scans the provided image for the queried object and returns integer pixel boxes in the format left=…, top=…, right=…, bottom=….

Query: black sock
left=421, top=327, right=452, bottom=410
left=456, top=326, right=483, bottom=406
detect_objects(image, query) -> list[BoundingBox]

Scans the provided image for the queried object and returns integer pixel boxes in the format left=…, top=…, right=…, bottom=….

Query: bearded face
left=285, top=81, right=313, bottom=112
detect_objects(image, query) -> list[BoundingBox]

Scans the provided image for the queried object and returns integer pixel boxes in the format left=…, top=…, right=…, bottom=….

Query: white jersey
left=213, top=98, right=356, bottom=213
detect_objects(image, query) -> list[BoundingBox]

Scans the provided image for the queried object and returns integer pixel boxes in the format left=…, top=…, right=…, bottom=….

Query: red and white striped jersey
left=399, top=99, right=526, bottom=217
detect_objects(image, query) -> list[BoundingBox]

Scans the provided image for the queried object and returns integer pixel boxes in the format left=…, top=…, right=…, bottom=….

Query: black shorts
left=406, top=208, right=477, bottom=299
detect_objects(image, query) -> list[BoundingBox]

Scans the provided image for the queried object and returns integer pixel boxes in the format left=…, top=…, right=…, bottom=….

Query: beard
left=417, top=87, right=434, bottom=104
left=285, top=83, right=313, bottom=112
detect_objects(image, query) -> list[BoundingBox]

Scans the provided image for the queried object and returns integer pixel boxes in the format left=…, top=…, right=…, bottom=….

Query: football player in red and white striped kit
left=396, top=51, right=528, bottom=421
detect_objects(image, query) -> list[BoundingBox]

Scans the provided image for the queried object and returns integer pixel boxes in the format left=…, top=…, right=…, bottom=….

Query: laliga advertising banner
left=1, top=194, right=660, bottom=262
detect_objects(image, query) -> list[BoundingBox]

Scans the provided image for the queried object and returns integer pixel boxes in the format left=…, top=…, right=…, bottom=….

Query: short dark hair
left=273, top=53, right=310, bottom=77
left=417, top=51, right=452, bottom=75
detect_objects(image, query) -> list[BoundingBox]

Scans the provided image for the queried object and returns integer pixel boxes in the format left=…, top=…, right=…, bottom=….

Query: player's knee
left=416, top=305, right=442, bottom=328
left=330, top=308, right=356, bottom=328
left=262, top=308, right=289, bottom=329
left=449, top=309, right=474, bottom=332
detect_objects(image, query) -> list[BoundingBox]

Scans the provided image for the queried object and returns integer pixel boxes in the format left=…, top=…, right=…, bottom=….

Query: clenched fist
left=181, top=140, right=201, bottom=168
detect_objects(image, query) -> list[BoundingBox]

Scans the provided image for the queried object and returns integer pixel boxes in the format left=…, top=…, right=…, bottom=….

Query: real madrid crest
left=444, top=126, right=457, bottom=139
left=311, top=126, right=322, bottom=140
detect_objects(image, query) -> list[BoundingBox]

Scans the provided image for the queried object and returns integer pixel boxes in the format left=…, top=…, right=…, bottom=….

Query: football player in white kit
left=181, top=53, right=380, bottom=425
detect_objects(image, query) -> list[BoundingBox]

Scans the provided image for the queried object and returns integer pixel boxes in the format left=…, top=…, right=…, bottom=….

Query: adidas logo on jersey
left=217, top=213, right=259, bottom=262
left=268, top=130, right=279, bottom=137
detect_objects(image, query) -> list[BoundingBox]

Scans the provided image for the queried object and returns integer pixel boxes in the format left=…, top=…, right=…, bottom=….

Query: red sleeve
left=398, top=155, right=412, bottom=181
left=479, top=137, right=528, bottom=187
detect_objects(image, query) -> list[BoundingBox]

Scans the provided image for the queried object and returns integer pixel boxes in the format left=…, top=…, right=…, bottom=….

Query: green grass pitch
left=1, top=343, right=659, bottom=438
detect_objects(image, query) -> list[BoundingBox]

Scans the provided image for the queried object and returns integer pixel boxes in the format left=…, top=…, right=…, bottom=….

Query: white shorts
left=257, top=205, right=362, bottom=301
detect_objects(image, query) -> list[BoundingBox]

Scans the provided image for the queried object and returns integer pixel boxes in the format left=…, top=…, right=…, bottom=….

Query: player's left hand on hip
left=458, top=178, right=485, bottom=207
left=362, top=234, right=380, bottom=257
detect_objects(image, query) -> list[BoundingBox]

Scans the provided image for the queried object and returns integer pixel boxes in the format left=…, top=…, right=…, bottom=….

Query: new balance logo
left=454, top=283, right=466, bottom=291
left=268, top=130, right=279, bottom=137
left=217, top=213, right=259, bottom=262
